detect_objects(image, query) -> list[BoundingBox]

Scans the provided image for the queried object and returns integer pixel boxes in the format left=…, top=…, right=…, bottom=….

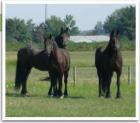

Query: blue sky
left=6, top=4, right=131, bottom=31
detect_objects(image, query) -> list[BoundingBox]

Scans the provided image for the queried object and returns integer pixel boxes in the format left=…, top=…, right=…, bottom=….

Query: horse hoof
left=21, top=93, right=30, bottom=97
left=105, top=94, right=111, bottom=98
left=116, top=95, right=121, bottom=99
left=64, top=93, right=68, bottom=97
left=60, top=95, right=64, bottom=99
left=116, top=93, right=121, bottom=99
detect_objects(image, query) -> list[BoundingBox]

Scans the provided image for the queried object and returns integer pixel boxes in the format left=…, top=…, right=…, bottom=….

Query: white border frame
left=2, top=0, right=139, bottom=121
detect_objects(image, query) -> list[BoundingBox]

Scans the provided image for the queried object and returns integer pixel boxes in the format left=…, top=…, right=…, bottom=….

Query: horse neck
left=105, top=42, right=119, bottom=57
left=51, top=42, right=59, bottom=58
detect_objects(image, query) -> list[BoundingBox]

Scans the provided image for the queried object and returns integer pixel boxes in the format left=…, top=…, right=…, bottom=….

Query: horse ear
left=49, top=34, right=52, bottom=39
left=116, top=29, right=120, bottom=36
left=60, top=27, right=64, bottom=33
left=65, top=27, right=69, bottom=32
left=110, top=30, right=114, bottom=38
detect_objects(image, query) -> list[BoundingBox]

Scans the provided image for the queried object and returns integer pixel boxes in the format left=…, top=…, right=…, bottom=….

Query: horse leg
left=116, top=73, right=121, bottom=98
left=97, top=70, right=103, bottom=97
left=21, top=67, right=31, bottom=96
left=105, top=75, right=112, bottom=98
left=48, top=72, right=53, bottom=96
left=51, top=75, right=57, bottom=97
left=64, top=72, right=68, bottom=97
left=48, top=81, right=53, bottom=96
left=98, top=77, right=103, bottom=97
left=58, top=75, right=63, bottom=97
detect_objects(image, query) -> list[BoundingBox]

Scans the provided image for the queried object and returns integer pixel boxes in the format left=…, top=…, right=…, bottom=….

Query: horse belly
left=33, top=61, right=49, bottom=71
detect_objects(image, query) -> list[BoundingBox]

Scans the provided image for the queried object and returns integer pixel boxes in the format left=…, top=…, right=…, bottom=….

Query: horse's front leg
left=64, top=71, right=68, bottom=97
left=97, top=70, right=102, bottom=97
left=58, top=75, right=63, bottom=97
left=116, top=73, right=121, bottom=98
left=98, top=77, right=102, bottom=97
left=49, top=74, right=57, bottom=97
left=105, top=75, right=112, bottom=98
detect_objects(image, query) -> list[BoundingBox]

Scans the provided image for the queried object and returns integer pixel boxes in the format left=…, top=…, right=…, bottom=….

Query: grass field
left=6, top=51, right=136, bottom=117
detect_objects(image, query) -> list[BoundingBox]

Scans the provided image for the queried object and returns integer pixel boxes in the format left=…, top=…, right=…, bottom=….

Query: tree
left=64, top=14, right=80, bottom=35
left=103, top=6, right=135, bottom=40
left=6, top=18, right=30, bottom=43
left=94, top=21, right=104, bottom=35
left=26, top=19, right=35, bottom=42
left=45, top=16, right=65, bottom=37
left=32, top=23, right=45, bottom=43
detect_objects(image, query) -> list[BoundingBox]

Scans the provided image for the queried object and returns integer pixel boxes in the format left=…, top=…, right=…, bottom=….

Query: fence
left=68, top=65, right=135, bottom=85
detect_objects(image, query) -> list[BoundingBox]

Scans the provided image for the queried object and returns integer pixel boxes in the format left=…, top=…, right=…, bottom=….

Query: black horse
left=95, top=29, right=123, bottom=98
left=45, top=34, right=70, bottom=97
left=44, top=27, right=70, bottom=50
left=15, top=27, right=70, bottom=96
left=15, top=47, right=49, bottom=95
left=55, top=27, right=70, bottom=48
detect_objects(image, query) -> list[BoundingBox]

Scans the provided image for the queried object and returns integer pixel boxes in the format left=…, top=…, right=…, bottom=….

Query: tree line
left=6, top=14, right=80, bottom=44
left=6, top=5, right=135, bottom=44
left=93, top=6, right=135, bottom=41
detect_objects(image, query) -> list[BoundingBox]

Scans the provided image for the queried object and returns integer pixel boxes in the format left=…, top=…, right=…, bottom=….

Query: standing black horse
left=45, top=34, right=70, bottom=97
left=15, top=47, right=49, bottom=95
left=15, top=27, right=70, bottom=96
left=55, top=27, right=70, bottom=48
left=95, top=29, right=123, bottom=98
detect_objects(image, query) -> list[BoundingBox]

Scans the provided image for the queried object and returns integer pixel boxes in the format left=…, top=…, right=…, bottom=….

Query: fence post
left=73, top=66, right=76, bottom=86
left=128, top=65, right=131, bottom=85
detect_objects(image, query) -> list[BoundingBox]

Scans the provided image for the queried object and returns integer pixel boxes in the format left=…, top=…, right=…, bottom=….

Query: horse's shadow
left=66, top=96, right=85, bottom=99
left=6, top=92, right=85, bottom=99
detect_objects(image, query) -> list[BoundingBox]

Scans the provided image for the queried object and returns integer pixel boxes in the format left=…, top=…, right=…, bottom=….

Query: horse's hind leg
left=21, top=67, right=31, bottom=96
left=116, top=73, right=121, bottom=98
left=64, top=72, right=68, bottom=97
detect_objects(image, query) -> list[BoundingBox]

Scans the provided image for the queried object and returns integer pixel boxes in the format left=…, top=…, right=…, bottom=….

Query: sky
left=6, top=4, right=132, bottom=31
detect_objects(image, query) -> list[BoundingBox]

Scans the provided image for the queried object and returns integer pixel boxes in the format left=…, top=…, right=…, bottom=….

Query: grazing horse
left=95, top=29, right=123, bottom=98
left=45, top=34, right=70, bottom=97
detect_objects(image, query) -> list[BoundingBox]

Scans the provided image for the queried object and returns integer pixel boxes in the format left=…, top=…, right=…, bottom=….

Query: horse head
left=45, top=34, right=54, bottom=56
left=59, top=27, right=70, bottom=48
left=109, top=29, right=120, bottom=52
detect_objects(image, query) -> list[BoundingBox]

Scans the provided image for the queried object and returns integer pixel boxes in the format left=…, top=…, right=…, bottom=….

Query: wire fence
left=68, top=65, right=135, bottom=85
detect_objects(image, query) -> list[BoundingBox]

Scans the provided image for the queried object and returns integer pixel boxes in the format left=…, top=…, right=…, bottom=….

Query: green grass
left=6, top=51, right=136, bottom=117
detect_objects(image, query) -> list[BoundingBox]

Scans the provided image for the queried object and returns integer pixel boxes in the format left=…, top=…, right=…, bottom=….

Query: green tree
left=64, top=14, right=80, bottom=35
left=104, top=6, right=135, bottom=40
left=45, top=16, right=65, bottom=37
left=6, top=18, right=30, bottom=43
left=94, top=21, right=104, bottom=35
left=32, top=23, right=45, bottom=43
left=26, top=19, right=35, bottom=42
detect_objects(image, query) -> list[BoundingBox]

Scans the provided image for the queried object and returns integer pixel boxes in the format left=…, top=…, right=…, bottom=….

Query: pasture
left=6, top=51, right=135, bottom=117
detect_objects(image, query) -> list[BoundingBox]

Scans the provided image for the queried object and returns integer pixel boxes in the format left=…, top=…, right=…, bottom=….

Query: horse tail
left=15, top=50, right=22, bottom=91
